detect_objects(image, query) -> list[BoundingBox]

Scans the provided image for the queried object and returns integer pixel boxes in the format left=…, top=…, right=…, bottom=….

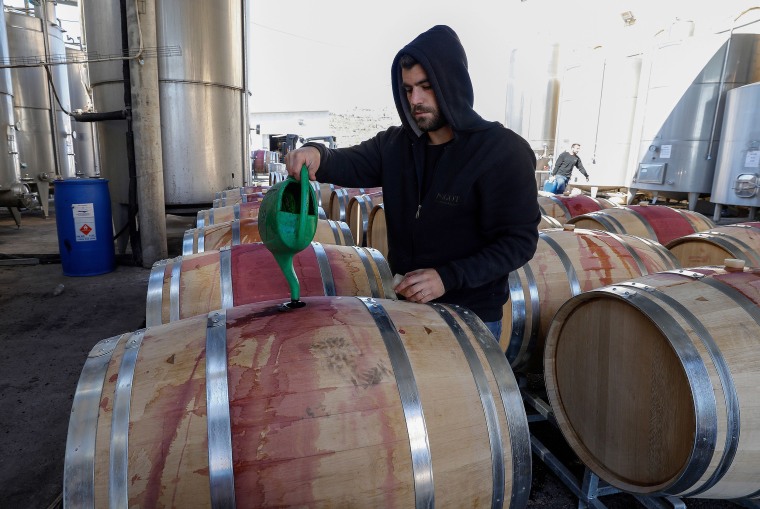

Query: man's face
left=402, top=64, right=446, bottom=133
left=571, top=144, right=581, bottom=155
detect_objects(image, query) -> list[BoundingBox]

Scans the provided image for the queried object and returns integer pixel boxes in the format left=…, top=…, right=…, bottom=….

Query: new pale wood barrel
left=213, top=192, right=266, bottom=208
left=367, top=203, right=388, bottom=258
left=537, top=194, right=616, bottom=222
left=65, top=297, right=532, bottom=508
left=348, top=191, right=384, bottom=247
left=504, top=227, right=680, bottom=371
left=544, top=265, right=760, bottom=498
left=146, top=243, right=396, bottom=326
left=666, top=222, right=760, bottom=268
left=214, top=185, right=269, bottom=201
left=567, top=205, right=715, bottom=245
left=183, top=218, right=355, bottom=255
left=197, top=202, right=264, bottom=228
left=329, top=187, right=382, bottom=222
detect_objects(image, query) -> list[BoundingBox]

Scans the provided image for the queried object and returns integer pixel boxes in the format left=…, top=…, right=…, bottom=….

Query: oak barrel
left=328, top=187, right=382, bottom=222
left=544, top=265, right=760, bottom=498
left=367, top=203, right=388, bottom=258
left=567, top=204, right=715, bottom=245
left=252, top=149, right=279, bottom=174
left=348, top=191, right=384, bottom=247
left=196, top=201, right=263, bottom=228
left=65, top=297, right=531, bottom=508
left=504, top=227, right=680, bottom=371
left=665, top=222, right=760, bottom=268
left=147, top=242, right=396, bottom=325
left=183, top=218, right=355, bottom=255
left=538, top=214, right=562, bottom=229
left=537, top=194, right=616, bottom=222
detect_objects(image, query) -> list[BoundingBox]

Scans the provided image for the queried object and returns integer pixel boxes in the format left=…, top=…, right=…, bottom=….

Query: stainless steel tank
left=630, top=32, right=760, bottom=210
left=554, top=49, right=642, bottom=191
left=66, top=46, right=99, bottom=177
left=155, top=0, right=245, bottom=206
left=82, top=0, right=246, bottom=210
left=710, top=82, right=760, bottom=217
left=506, top=42, right=561, bottom=162
left=6, top=9, right=74, bottom=181
left=0, top=0, right=34, bottom=218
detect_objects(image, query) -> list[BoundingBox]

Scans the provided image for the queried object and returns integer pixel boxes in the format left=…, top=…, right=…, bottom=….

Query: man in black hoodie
left=284, top=25, right=540, bottom=339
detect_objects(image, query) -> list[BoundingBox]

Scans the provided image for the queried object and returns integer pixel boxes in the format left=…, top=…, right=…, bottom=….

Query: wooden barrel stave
left=666, top=222, right=760, bottom=268
left=146, top=243, right=397, bottom=325
left=503, top=228, right=680, bottom=371
left=348, top=191, right=385, bottom=247
left=367, top=203, right=388, bottom=259
left=537, top=195, right=616, bottom=223
left=544, top=266, right=760, bottom=498
left=66, top=297, right=531, bottom=508
left=568, top=205, right=715, bottom=245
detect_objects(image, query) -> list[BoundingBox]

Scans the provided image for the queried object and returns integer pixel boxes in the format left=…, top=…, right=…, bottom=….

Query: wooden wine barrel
left=252, top=149, right=279, bottom=174
left=64, top=296, right=532, bottom=508
left=328, top=187, right=382, bottom=222
left=537, top=194, right=616, bottom=222
left=567, top=204, right=715, bottom=245
left=504, top=227, right=680, bottom=371
left=214, top=185, right=269, bottom=201
left=666, top=222, right=760, bottom=268
left=538, top=214, right=562, bottom=229
left=212, top=192, right=265, bottom=208
left=146, top=243, right=396, bottom=326
left=367, top=203, right=388, bottom=258
left=197, top=201, right=264, bottom=228
left=348, top=191, right=384, bottom=247
left=183, top=218, right=355, bottom=255
left=544, top=264, right=760, bottom=498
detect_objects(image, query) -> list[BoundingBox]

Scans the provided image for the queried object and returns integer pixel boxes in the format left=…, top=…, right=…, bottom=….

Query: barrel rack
left=520, top=386, right=760, bottom=509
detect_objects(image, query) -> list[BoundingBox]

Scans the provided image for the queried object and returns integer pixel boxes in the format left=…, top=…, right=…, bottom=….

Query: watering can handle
left=297, top=165, right=309, bottom=242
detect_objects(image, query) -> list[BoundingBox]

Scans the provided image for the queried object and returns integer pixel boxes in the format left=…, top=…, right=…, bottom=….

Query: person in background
left=284, top=25, right=540, bottom=339
left=550, top=143, right=589, bottom=194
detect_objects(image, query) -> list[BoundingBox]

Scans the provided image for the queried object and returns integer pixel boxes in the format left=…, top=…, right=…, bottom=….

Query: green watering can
left=257, top=165, right=318, bottom=309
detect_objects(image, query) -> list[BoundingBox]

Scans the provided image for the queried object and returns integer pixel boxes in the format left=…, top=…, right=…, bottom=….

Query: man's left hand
left=394, top=269, right=445, bottom=303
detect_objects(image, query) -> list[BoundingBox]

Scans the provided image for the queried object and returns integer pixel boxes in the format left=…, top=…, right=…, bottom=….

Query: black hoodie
left=306, top=25, right=540, bottom=321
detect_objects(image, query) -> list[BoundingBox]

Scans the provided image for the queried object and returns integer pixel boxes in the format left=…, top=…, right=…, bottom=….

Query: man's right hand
left=284, top=147, right=321, bottom=181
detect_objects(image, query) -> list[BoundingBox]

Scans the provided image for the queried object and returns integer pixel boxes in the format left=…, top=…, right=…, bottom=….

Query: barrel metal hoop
left=146, top=259, right=169, bottom=327
left=582, top=211, right=626, bottom=236
left=327, top=219, right=341, bottom=245
left=196, top=210, right=205, bottom=229
left=352, top=246, right=380, bottom=297
left=507, top=262, right=540, bottom=369
left=338, top=219, right=355, bottom=245
left=547, top=194, right=571, bottom=221
left=623, top=278, right=740, bottom=497
left=701, top=231, right=760, bottom=267
left=662, top=269, right=706, bottom=279
left=432, top=304, right=506, bottom=509
left=540, top=231, right=582, bottom=296
left=64, top=334, right=126, bottom=508
left=597, top=286, right=718, bottom=494
left=170, top=257, right=182, bottom=322
left=233, top=203, right=240, bottom=221
left=366, top=247, right=395, bottom=298
left=360, top=196, right=372, bottom=236
left=451, top=305, right=533, bottom=509
left=109, top=330, right=146, bottom=509
left=198, top=227, right=205, bottom=253
left=209, top=207, right=215, bottom=227
left=219, top=247, right=234, bottom=309
left=182, top=229, right=195, bottom=256
left=506, top=270, right=526, bottom=364
left=358, top=297, right=434, bottom=509
left=205, top=310, right=236, bottom=508
left=232, top=220, right=241, bottom=247
left=634, top=234, right=681, bottom=269
left=600, top=230, right=648, bottom=274
left=311, top=242, right=336, bottom=296
left=625, top=207, right=660, bottom=241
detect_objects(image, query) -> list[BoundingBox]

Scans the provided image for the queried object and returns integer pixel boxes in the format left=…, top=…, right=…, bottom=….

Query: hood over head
left=392, top=25, right=491, bottom=137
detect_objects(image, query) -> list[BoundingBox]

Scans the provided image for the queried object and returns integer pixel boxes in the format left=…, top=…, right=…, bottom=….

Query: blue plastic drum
left=53, top=179, right=116, bottom=276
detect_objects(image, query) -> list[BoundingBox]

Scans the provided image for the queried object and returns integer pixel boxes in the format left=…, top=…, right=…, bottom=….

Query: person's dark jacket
left=305, top=25, right=539, bottom=321
left=552, top=151, right=588, bottom=179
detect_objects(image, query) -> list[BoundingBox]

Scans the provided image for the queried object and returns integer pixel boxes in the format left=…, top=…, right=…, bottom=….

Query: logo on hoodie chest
left=435, top=192, right=461, bottom=206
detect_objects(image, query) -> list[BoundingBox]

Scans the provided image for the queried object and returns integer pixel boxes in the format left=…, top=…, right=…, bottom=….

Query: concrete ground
left=0, top=200, right=747, bottom=509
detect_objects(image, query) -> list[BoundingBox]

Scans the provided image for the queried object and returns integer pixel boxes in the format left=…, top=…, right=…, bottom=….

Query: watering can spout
left=257, top=165, right=318, bottom=308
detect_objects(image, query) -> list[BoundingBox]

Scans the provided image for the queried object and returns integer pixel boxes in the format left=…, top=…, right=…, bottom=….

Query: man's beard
left=413, top=106, right=446, bottom=132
